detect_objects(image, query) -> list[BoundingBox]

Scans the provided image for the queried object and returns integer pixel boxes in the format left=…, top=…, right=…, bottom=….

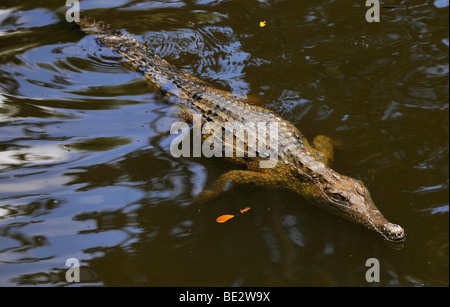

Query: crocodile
left=72, top=16, right=405, bottom=242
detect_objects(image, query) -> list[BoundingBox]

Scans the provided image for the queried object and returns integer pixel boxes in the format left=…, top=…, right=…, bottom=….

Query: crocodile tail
left=75, top=15, right=118, bottom=35
left=68, top=14, right=199, bottom=103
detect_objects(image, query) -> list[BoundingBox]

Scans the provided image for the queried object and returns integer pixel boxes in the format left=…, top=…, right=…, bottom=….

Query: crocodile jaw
left=310, top=172, right=406, bottom=242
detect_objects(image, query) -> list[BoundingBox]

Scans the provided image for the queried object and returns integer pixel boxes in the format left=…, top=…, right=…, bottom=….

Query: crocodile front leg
left=197, top=170, right=285, bottom=202
left=311, top=135, right=335, bottom=166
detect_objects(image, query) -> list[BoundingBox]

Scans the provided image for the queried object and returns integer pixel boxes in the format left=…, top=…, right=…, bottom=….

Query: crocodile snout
left=381, top=223, right=405, bottom=241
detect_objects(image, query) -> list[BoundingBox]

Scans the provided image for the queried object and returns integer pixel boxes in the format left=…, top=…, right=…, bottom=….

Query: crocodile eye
left=330, top=193, right=347, bottom=202
left=324, top=187, right=348, bottom=203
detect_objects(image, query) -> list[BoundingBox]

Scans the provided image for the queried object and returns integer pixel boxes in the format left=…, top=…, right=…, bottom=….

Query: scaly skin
left=73, top=16, right=405, bottom=241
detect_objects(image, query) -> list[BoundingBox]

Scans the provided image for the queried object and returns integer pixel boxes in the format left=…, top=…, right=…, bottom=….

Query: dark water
left=0, top=0, right=448, bottom=286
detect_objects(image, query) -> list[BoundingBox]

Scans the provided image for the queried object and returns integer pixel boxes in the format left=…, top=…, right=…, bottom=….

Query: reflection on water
left=144, top=24, right=253, bottom=96
left=0, top=0, right=448, bottom=286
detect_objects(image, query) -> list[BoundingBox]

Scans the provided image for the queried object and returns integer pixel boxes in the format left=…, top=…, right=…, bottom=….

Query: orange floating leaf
left=216, top=215, right=235, bottom=223
left=240, top=207, right=251, bottom=214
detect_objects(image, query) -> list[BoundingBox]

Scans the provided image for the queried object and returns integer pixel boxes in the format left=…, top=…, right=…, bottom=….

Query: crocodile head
left=312, top=172, right=405, bottom=242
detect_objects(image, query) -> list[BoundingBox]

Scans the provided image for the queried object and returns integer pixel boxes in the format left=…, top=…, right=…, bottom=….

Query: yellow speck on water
left=259, top=21, right=266, bottom=27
